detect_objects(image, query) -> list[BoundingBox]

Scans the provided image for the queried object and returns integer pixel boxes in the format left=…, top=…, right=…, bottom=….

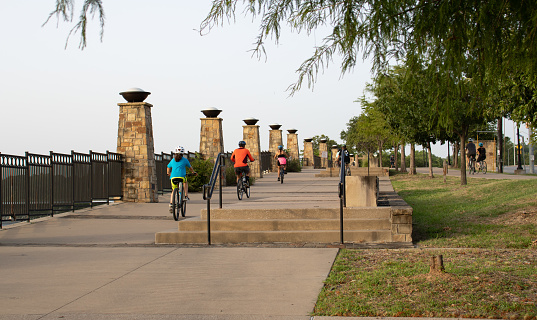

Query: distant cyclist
left=477, top=142, right=486, bottom=163
left=167, top=146, right=196, bottom=213
left=274, top=145, right=288, bottom=181
left=230, top=141, right=255, bottom=183
left=336, top=145, right=350, bottom=169
left=465, top=138, right=476, bottom=166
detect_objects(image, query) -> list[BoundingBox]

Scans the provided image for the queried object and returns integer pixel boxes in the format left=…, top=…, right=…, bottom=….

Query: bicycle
left=279, top=164, right=285, bottom=184
left=468, top=156, right=476, bottom=175
left=477, top=159, right=487, bottom=174
left=171, top=173, right=195, bottom=221
left=237, top=173, right=250, bottom=200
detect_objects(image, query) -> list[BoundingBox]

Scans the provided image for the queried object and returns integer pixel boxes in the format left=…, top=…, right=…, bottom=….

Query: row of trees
left=46, top=0, right=537, bottom=184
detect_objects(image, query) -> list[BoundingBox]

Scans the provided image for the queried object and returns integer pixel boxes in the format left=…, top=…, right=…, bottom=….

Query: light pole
left=517, top=125, right=523, bottom=170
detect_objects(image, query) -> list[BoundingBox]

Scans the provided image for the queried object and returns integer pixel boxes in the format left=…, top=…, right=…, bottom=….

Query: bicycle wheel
left=346, top=166, right=351, bottom=176
left=280, top=169, right=284, bottom=184
left=172, top=188, right=180, bottom=221
left=245, top=178, right=250, bottom=198
left=237, top=178, right=243, bottom=200
left=482, top=161, right=487, bottom=174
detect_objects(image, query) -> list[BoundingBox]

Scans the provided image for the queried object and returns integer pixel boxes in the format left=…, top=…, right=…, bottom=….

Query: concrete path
left=0, top=169, right=342, bottom=320
left=416, top=166, right=537, bottom=179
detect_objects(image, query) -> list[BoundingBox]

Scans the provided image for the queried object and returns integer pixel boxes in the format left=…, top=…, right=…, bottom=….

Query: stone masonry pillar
left=319, top=139, right=328, bottom=168
left=331, top=145, right=339, bottom=167
left=269, top=124, right=283, bottom=172
left=303, top=138, right=314, bottom=167
left=199, top=108, right=224, bottom=162
left=243, top=118, right=262, bottom=178
left=287, top=129, right=299, bottom=161
left=117, top=99, right=158, bottom=203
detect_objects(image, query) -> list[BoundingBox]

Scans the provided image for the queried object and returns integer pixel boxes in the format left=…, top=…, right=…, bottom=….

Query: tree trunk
left=409, top=143, right=416, bottom=175
left=460, top=134, right=467, bottom=185
left=378, top=141, right=383, bottom=167
left=429, top=255, right=445, bottom=273
left=453, top=141, right=459, bottom=168
left=498, top=117, right=503, bottom=173
left=400, top=142, right=407, bottom=172
left=394, top=143, right=400, bottom=171
left=427, top=142, right=434, bottom=178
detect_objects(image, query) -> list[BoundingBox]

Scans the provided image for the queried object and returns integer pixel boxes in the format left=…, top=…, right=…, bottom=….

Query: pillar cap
left=119, top=88, right=151, bottom=102
left=320, top=138, right=327, bottom=143
left=243, top=117, right=259, bottom=125
left=269, top=123, right=282, bottom=130
left=304, top=138, right=313, bottom=142
left=287, top=128, right=298, bottom=134
left=201, top=107, right=222, bottom=118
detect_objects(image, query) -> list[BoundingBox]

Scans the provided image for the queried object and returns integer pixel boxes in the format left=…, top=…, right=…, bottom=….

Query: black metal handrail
left=202, top=153, right=226, bottom=245
left=338, top=151, right=347, bottom=244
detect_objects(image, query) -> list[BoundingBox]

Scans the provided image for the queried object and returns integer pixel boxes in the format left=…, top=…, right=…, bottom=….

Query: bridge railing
left=1, top=150, right=123, bottom=228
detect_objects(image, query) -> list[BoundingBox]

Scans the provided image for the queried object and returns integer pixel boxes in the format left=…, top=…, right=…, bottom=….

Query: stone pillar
left=269, top=124, right=283, bottom=172
left=287, top=129, right=299, bottom=161
left=303, top=138, right=314, bottom=167
left=243, top=118, right=262, bottom=178
left=319, top=139, right=328, bottom=168
left=331, top=145, right=339, bottom=167
left=117, top=99, right=158, bottom=203
left=199, top=108, right=224, bottom=162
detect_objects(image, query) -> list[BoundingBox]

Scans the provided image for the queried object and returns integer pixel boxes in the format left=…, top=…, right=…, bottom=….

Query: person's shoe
left=185, top=196, right=190, bottom=201
left=169, top=204, right=173, bottom=213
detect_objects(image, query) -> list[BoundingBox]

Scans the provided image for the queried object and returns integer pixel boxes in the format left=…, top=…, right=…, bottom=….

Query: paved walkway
left=0, top=169, right=341, bottom=320
left=1, top=168, right=522, bottom=320
left=416, top=166, right=537, bottom=179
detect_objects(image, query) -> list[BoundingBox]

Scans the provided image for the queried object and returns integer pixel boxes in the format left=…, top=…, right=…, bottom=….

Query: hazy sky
left=1, top=1, right=525, bottom=159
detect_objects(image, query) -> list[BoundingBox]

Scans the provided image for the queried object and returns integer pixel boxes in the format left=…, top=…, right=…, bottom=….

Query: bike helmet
left=479, top=142, right=483, bottom=147
left=238, top=141, right=246, bottom=147
left=468, top=138, right=473, bottom=142
left=278, top=145, right=283, bottom=150
left=174, top=146, right=185, bottom=154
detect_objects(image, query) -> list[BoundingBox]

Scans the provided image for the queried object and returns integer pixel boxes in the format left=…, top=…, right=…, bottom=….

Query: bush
left=188, top=153, right=213, bottom=192
left=286, top=158, right=302, bottom=172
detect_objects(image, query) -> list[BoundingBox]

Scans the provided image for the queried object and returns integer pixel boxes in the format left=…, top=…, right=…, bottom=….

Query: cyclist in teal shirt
left=167, top=146, right=196, bottom=212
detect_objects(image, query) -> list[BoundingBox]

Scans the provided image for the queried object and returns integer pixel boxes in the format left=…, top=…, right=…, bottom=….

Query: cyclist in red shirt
left=230, top=140, right=255, bottom=183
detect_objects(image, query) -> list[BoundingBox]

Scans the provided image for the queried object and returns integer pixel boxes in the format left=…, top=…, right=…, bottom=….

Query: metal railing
left=260, top=151, right=273, bottom=172
left=1, top=150, right=122, bottom=228
left=338, top=151, right=347, bottom=244
left=202, top=153, right=227, bottom=245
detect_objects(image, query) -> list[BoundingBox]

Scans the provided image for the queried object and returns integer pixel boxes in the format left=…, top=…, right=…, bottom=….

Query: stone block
left=346, top=176, right=377, bottom=207
left=392, top=215, right=412, bottom=224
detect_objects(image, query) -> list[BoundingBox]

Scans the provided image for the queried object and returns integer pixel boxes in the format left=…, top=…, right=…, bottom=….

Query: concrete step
left=178, top=218, right=391, bottom=232
left=200, top=207, right=391, bottom=220
left=156, top=229, right=393, bottom=244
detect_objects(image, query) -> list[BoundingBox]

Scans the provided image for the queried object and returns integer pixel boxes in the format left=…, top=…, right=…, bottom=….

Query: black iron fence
left=1, top=150, right=123, bottom=228
left=260, top=151, right=273, bottom=173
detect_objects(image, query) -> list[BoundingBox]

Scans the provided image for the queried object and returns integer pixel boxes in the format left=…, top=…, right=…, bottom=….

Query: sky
left=0, top=1, right=526, bottom=159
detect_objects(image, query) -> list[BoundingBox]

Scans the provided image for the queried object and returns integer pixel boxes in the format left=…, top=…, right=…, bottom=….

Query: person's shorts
left=235, top=166, right=250, bottom=175
left=170, top=177, right=186, bottom=190
left=277, top=157, right=287, bottom=166
left=467, top=153, right=476, bottom=160
left=477, top=155, right=486, bottom=162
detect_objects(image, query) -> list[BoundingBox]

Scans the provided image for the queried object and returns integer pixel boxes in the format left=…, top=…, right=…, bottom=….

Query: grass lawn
left=314, top=172, right=537, bottom=319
